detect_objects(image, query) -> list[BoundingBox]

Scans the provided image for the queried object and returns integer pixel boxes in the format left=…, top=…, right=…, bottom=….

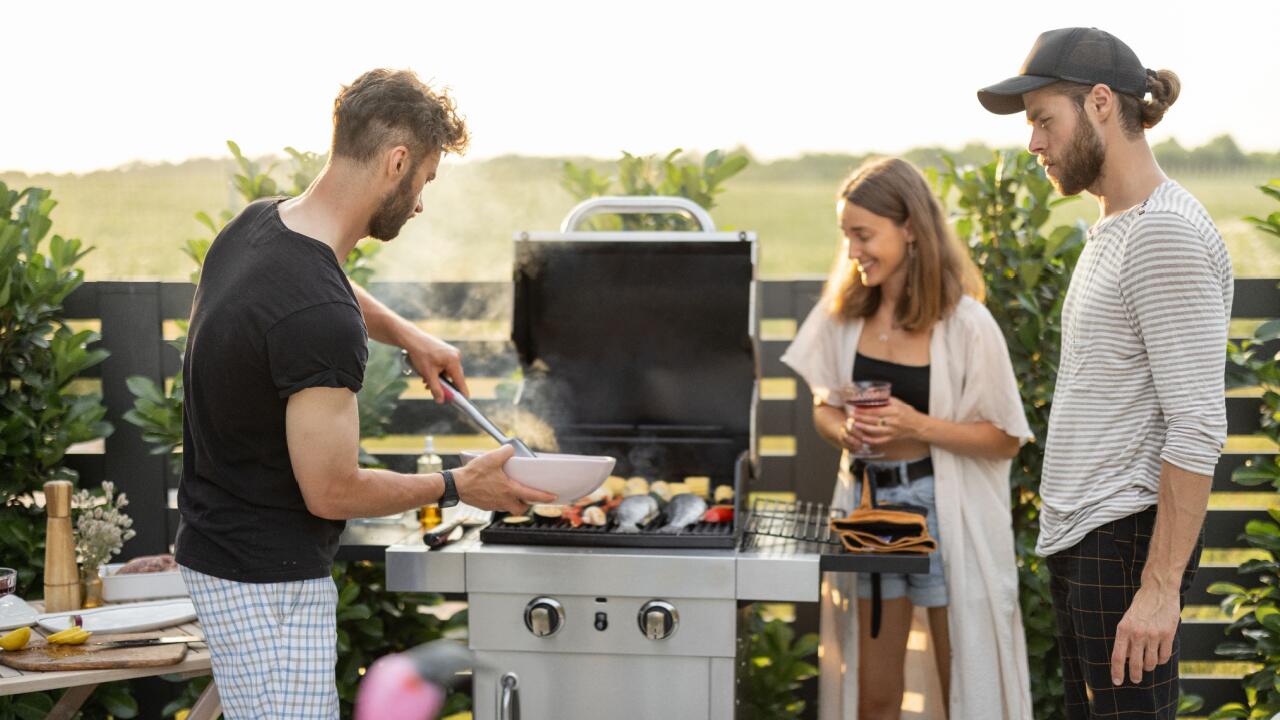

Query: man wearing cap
left=978, top=28, right=1233, bottom=719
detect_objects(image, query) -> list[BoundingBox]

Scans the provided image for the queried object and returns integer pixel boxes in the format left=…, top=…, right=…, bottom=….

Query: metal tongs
left=399, top=350, right=536, bottom=458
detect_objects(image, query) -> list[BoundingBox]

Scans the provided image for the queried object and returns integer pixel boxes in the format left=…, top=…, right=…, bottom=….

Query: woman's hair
left=824, top=157, right=983, bottom=330
left=1048, top=68, right=1181, bottom=136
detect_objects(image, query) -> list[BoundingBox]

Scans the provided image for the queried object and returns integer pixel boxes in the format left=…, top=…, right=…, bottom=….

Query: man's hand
left=453, top=445, right=556, bottom=514
left=402, top=330, right=470, bottom=404
left=1110, top=585, right=1181, bottom=685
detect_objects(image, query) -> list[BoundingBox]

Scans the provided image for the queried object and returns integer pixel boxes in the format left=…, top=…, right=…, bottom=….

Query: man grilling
left=175, top=69, right=556, bottom=718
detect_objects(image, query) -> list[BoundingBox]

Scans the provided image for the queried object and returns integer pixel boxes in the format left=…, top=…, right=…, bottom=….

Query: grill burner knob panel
left=523, top=597, right=565, bottom=638
left=638, top=600, right=679, bottom=640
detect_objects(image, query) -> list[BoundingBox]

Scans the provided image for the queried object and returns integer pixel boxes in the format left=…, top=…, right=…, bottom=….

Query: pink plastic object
left=354, top=654, right=446, bottom=720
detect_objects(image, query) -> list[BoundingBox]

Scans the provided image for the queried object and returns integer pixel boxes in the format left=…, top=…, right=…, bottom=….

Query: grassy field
left=3, top=158, right=1277, bottom=282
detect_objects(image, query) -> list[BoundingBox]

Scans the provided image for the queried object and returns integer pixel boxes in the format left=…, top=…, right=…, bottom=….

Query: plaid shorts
left=1045, top=506, right=1202, bottom=720
left=179, top=566, right=339, bottom=720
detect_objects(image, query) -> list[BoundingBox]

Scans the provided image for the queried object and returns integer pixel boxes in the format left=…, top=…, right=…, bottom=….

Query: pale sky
left=5, top=0, right=1277, bottom=174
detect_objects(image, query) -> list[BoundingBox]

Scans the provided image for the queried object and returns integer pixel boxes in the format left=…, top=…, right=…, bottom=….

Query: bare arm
left=350, top=283, right=470, bottom=403
left=285, top=386, right=554, bottom=520
left=1109, top=461, right=1211, bottom=685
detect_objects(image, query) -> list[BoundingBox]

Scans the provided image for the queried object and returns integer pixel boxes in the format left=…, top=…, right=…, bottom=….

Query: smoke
left=370, top=157, right=573, bottom=282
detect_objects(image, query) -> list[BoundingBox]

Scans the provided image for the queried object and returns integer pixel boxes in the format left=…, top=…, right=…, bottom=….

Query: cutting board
left=0, top=632, right=189, bottom=672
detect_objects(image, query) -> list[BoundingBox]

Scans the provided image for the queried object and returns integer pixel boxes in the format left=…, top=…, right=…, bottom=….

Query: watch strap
left=439, top=469, right=459, bottom=508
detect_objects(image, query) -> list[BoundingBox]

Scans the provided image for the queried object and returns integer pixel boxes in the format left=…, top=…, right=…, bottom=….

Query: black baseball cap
left=978, top=27, right=1149, bottom=115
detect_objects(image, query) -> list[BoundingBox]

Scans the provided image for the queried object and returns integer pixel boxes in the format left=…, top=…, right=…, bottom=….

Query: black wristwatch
left=439, top=469, right=459, bottom=509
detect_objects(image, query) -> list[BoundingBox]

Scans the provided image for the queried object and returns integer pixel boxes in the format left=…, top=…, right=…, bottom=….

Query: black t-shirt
left=853, top=352, right=930, bottom=414
left=175, top=198, right=368, bottom=583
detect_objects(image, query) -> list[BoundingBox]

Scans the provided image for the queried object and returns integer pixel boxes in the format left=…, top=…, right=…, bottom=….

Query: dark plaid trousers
left=1045, top=506, right=1203, bottom=719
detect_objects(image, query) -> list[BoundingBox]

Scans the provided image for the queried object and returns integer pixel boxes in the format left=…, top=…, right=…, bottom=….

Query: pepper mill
left=43, top=480, right=81, bottom=612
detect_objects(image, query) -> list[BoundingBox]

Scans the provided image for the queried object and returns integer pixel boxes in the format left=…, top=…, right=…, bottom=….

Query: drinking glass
left=842, top=381, right=892, bottom=459
left=0, top=567, right=16, bottom=597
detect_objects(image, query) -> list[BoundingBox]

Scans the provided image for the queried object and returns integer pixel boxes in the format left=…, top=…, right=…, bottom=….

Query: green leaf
left=1256, top=318, right=1280, bottom=342
left=1207, top=581, right=1248, bottom=596
left=1207, top=702, right=1248, bottom=719
left=1234, top=466, right=1278, bottom=486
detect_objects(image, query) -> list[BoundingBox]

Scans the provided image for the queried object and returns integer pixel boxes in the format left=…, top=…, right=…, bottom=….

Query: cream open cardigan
left=781, top=294, right=1034, bottom=720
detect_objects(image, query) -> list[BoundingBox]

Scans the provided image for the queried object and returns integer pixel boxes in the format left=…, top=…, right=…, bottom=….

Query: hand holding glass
left=842, top=381, right=892, bottom=459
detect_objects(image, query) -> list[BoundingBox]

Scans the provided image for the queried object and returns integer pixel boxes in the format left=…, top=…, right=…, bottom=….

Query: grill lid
left=512, top=235, right=758, bottom=438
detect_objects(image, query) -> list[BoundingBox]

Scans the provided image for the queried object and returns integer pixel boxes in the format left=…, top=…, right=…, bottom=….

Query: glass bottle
left=417, top=436, right=443, bottom=529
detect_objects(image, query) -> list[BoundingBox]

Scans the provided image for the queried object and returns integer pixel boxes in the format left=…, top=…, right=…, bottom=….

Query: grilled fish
left=657, top=493, right=708, bottom=534
left=614, top=495, right=659, bottom=533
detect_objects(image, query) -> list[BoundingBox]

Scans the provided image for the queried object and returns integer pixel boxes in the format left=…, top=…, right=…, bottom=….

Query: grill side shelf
left=741, top=499, right=932, bottom=575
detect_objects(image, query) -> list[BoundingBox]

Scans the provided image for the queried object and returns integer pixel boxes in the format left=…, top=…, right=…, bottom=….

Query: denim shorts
left=850, top=461, right=948, bottom=608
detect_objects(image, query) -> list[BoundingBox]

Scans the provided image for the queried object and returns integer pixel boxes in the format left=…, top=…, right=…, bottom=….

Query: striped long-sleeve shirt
left=1036, top=180, right=1233, bottom=557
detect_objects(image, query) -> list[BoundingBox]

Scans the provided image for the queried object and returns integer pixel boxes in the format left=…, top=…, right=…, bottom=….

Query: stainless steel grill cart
left=386, top=198, right=927, bottom=719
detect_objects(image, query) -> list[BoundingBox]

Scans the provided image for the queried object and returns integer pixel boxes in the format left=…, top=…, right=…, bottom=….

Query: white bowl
left=459, top=451, right=616, bottom=505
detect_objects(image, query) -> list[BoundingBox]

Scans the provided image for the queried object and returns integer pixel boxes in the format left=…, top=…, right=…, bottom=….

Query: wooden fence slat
left=1227, top=396, right=1263, bottom=435
left=96, top=282, right=169, bottom=557
left=1182, top=622, right=1236, bottom=662
left=1204, top=509, right=1266, bottom=546
left=1187, top=565, right=1263, bottom=606
left=1231, top=278, right=1280, bottom=317
left=57, top=277, right=1278, bottom=570
left=64, top=454, right=105, bottom=486
left=1179, top=678, right=1247, bottom=714
left=1216, top=455, right=1269, bottom=493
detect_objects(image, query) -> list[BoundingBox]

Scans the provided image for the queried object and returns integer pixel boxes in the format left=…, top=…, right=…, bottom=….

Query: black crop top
left=853, top=353, right=930, bottom=414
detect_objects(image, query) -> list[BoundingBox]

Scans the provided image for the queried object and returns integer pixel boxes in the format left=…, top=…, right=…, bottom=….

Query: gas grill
left=385, top=197, right=927, bottom=720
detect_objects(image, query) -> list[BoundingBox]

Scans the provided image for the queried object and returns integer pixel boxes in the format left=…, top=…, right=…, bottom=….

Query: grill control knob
left=638, top=600, right=678, bottom=640
left=524, top=597, right=565, bottom=638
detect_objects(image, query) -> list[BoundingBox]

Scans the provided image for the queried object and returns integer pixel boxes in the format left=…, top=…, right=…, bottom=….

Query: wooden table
left=0, top=602, right=221, bottom=720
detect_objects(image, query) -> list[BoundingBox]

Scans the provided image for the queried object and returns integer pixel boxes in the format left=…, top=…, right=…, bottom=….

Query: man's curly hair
left=331, top=69, right=469, bottom=162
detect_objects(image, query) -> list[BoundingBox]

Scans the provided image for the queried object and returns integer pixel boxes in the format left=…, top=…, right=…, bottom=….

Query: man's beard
left=1047, top=114, right=1105, bottom=197
left=368, top=163, right=419, bottom=241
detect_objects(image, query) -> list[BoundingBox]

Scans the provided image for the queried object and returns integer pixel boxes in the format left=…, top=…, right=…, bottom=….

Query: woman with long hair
left=782, top=157, right=1033, bottom=719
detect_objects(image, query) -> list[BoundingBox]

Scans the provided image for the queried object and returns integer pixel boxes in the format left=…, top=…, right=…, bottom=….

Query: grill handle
left=559, top=196, right=716, bottom=233
left=498, top=672, right=520, bottom=720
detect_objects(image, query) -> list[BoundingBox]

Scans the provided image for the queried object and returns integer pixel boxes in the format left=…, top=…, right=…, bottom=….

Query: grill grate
left=479, top=511, right=735, bottom=549
left=740, top=498, right=933, bottom=574
left=740, top=499, right=843, bottom=549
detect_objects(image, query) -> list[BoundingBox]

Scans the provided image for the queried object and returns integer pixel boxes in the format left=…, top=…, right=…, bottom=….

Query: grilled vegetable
left=502, top=515, right=532, bottom=525
left=532, top=505, right=563, bottom=519
left=603, top=475, right=627, bottom=497
left=713, top=485, right=735, bottom=504
left=581, top=506, right=607, bottom=527
left=702, top=505, right=734, bottom=524
left=623, top=477, right=649, bottom=497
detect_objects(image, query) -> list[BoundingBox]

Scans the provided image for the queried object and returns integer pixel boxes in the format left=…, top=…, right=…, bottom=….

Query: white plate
left=0, top=595, right=39, bottom=631
left=37, top=598, right=196, bottom=634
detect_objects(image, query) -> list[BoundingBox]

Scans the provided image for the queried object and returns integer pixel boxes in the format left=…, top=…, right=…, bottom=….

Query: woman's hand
left=838, top=412, right=867, bottom=452
left=855, top=397, right=931, bottom=446
left=815, top=403, right=866, bottom=453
